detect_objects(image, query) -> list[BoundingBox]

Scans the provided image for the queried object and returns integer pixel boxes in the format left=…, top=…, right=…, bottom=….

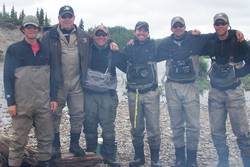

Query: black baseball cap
left=59, top=5, right=74, bottom=16
left=135, top=21, right=149, bottom=31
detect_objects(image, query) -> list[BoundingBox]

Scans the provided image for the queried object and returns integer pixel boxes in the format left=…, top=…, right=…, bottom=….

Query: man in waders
left=4, top=15, right=57, bottom=167
left=83, top=25, right=126, bottom=167
left=157, top=16, right=204, bottom=167
left=201, top=13, right=250, bottom=167
left=123, top=21, right=161, bottom=167
left=42, top=5, right=91, bottom=158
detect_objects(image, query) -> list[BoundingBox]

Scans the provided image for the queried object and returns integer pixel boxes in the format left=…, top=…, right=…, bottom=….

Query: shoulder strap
left=229, top=35, right=237, bottom=63
left=105, top=51, right=112, bottom=74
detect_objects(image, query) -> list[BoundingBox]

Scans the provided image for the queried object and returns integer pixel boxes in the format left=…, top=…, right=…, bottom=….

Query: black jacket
left=123, top=38, right=158, bottom=92
left=89, top=41, right=126, bottom=75
left=157, top=31, right=209, bottom=62
left=201, top=30, right=250, bottom=89
left=3, top=39, right=57, bottom=106
left=124, top=38, right=157, bottom=64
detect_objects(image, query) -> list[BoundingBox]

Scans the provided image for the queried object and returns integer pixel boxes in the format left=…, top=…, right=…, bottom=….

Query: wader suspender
left=104, top=51, right=112, bottom=75
left=131, top=41, right=155, bottom=128
left=134, top=89, right=140, bottom=128
left=129, top=47, right=140, bottom=128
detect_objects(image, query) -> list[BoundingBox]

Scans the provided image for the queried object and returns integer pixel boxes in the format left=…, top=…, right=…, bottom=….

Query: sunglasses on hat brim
left=24, top=24, right=39, bottom=29
left=172, top=22, right=185, bottom=29
left=95, top=30, right=108, bottom=37
left=214, top=20, right=228, bottom=26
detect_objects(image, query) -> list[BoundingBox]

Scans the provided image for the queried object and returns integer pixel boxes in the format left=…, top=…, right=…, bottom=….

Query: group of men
left=3, top=4, right=250, bottom=167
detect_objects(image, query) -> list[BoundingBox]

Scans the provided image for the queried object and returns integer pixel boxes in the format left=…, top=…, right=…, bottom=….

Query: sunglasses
left=136, top=27, right=149, bottom=32
left=24, top=24, right=39, bottom=29
left=95, top=30, right=108, bottom=37
left=61, top=14, right=73, bottom=19
left=172, top=23, right=185, bottom=29
left=214, top=21, right=227, bottom=26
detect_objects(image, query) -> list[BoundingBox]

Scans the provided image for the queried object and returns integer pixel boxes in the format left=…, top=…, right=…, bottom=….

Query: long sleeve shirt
left=3, top=39, right=57, bottom=106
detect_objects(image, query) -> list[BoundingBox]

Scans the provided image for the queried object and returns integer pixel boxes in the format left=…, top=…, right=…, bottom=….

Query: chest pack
left=127, top=62, right=157, bottom=91
left=84, top=52, right=117, bottom=92
left=167, top=56, right=196, bottom=82
left=208, top=62, right=239, bottom=88
left=208, top=37, right=242, bottom=89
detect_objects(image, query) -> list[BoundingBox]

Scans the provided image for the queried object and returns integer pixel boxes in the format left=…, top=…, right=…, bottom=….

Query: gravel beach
left=1, top=62, right=250, bottom=167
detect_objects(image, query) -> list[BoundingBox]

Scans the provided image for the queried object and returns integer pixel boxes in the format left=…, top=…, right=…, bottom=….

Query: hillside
left=0, top=26, right=23, bottom=61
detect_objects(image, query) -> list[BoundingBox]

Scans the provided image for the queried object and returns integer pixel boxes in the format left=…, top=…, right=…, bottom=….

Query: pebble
left=0, top=62, right=249, bottom=167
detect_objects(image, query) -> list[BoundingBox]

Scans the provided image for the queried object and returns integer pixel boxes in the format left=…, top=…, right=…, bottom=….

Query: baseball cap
left=135, top=21, right=149, bottom=31
left=213, top=13, right=229, bottom=24
left=94, top=24, right=109, bottom=35
left=22, top=15, right=39, bottom=27
left=171, top=16, right=185, bottom=27
left=59, top=5, right=74, bottom=16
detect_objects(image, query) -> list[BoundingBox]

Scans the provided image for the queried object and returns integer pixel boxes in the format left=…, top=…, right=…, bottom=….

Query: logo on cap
left=59, top=5, right=74, bottom=16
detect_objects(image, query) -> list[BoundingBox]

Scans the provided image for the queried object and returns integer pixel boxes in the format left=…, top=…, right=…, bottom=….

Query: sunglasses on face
left=95, top=30, right=108, bottom=37
left=214, top=21, right=227, bottom=26
left=61, top=14, right=73, bottom=19
left=172, top=23, right=185, bottom=29
left=24, top=24, right=39, bottom=29
left=136, top=27, right=149, bottom=32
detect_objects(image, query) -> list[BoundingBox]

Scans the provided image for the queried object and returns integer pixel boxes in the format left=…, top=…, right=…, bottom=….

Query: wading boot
left=69, top=133, right=85, bottom=157
left=173, top=146, right=186, bottom=167
left=52, top=133, right=61, bottom=159
left=150, top=148, right=161, bottom=167
left=186, top=149, right=198, bottom=167
left=129, top=145, right=145, bottom=167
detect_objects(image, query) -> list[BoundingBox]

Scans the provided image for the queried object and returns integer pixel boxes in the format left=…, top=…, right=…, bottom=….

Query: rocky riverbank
left=1, top=62, right=250, bottom=166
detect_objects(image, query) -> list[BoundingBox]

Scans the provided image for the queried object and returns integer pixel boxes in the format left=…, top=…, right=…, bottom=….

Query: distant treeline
left=0, top=4, right=50, bottom=28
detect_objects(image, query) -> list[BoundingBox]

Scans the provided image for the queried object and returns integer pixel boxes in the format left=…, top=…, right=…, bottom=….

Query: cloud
left=0, top=0, right=250, bottom=39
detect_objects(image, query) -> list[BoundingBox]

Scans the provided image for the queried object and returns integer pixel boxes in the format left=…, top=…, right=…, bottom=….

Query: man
left=4, top=15, right=57, bottom=167
left=42, top=5, right=90, bottom=158
left=124, top=21, right=161, bottom=167
left=157, top=16, right=205, bottom=167
left=83, top=25, right=125, bottom=167
left=201, top=13, right=250, bottom=167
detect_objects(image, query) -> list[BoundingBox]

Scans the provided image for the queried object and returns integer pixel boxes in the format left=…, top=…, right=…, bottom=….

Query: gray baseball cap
left=22, top=15, right=39, bottom=27
left=214, top=13, right=229, bottom=24
left=94, top=24, right=109, bottom=34
left=171, top=16, right=185, bottom=27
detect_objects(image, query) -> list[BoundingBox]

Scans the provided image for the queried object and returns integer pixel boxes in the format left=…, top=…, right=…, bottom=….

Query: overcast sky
left=1, top=0, right=250, bottom=39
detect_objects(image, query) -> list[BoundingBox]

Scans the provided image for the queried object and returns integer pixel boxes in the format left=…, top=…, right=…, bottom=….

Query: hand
left=109, top=42, right=119, bottom=51
left=7, top=105, right=17, bottom=117
left=191, top=29, right=201, bottom=35
left=50, top=101, right=58, bottom=112
left=236, top=30, right=245, bottom=42
left=127, top=39, right=134, bottom=45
